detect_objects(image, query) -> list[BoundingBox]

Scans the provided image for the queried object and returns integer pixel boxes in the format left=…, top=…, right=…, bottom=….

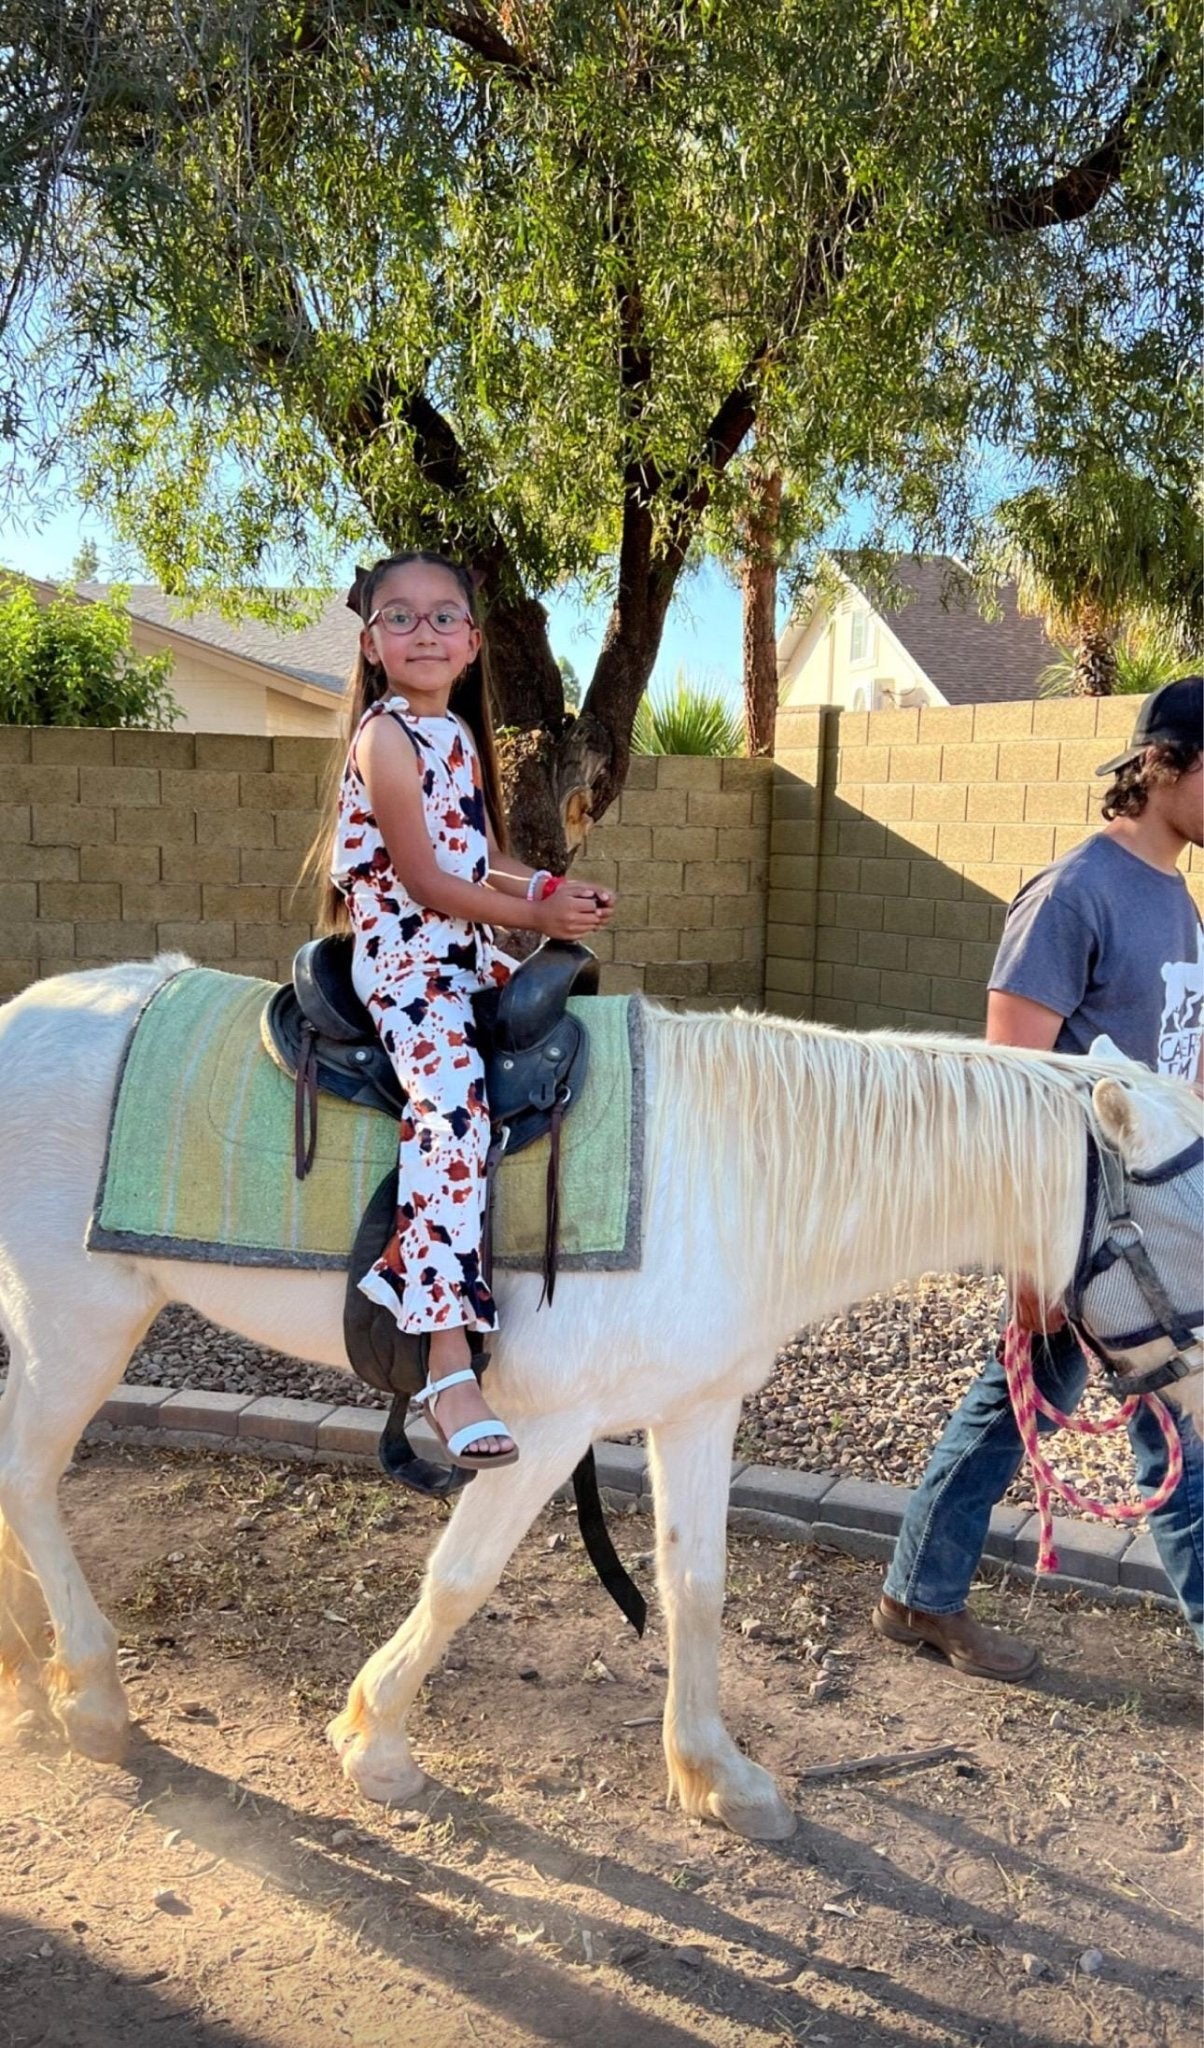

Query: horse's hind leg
left=0, top=1280, right=158, bottom=1761
left=648, top=1398, right=795, bottom=1841
left=329, top=1413, right=588, bottom=1805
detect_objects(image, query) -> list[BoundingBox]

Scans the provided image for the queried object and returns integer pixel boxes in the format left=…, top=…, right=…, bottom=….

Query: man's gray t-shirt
left=989, top=833, right=1204, bottom=1078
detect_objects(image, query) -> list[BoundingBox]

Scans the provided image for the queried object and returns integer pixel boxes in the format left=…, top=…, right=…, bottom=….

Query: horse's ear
left=1088, top=1032, right=1140, bottom=1069
left=1092, top=1076, right=1136, bottom=1148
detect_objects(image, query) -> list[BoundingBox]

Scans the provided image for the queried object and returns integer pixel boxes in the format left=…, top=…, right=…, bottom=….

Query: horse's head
left=1069, top=1041, right=1204, bottom=1433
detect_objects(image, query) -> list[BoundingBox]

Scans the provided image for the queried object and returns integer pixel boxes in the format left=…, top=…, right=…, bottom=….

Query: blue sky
left=0, top=495, right=753, bottom=706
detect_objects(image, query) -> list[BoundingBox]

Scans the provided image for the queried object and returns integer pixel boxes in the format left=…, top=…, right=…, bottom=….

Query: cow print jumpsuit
left=331, top=695, right=513, bottom=1335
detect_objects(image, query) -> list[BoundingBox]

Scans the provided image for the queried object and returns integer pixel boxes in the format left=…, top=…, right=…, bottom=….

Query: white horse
left=0, top=957, right=1200, bottom=1842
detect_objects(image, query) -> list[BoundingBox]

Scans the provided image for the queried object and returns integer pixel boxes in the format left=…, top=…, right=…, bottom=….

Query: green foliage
left=0, top=1, right=1198, bottom=809
left=1039, top=621, right=1202, bottom=698
left=556, top=654, right=582, bottom=712
left=2, top=5, right=1198, bottom=603
left=994, top=456, right=1203, bottom=693
left=632, top=673, right=743, bottom=756
left=0, top=579, right=181, bottom=728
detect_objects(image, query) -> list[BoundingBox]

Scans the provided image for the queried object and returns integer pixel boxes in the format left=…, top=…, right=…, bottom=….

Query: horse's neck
left=655, top=1014, right=1087, bottom=1334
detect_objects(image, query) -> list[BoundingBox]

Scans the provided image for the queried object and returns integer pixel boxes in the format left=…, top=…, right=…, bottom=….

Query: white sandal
left=411, top=1367, right=520, bottom=1471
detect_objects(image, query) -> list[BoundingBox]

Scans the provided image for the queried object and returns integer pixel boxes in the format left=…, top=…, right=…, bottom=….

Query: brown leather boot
left=872, top=1594, right=1039, bottom=1680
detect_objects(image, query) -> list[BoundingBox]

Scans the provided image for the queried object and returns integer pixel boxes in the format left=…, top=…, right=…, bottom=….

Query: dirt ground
left=1, top=1445, right=1200, bottom=2048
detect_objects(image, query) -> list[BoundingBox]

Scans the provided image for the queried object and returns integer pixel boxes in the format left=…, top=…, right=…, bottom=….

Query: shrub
left=0, top=577, right=182, bottom=727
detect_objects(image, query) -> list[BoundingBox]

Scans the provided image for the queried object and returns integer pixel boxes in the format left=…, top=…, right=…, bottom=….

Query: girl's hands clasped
left=535, top=880, right=616, bottom=941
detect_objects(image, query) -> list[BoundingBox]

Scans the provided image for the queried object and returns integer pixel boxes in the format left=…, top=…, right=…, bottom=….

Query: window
left=849, top=610, right=870, bottom=663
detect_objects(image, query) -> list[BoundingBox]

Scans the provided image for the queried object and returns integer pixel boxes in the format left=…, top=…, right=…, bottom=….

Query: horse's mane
left=646, top=1002, right=1201, bottom=1315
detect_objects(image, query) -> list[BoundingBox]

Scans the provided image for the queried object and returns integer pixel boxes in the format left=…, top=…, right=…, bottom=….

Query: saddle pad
left=87, top=967, right=644, bottom=1273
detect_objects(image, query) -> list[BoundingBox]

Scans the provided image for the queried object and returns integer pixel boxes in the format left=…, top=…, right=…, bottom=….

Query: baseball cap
left=1094, top=674, right=1204, bottom=776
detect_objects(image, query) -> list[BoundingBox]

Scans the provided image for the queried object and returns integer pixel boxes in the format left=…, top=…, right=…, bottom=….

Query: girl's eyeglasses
left=367, top=604, right=473, bottom=636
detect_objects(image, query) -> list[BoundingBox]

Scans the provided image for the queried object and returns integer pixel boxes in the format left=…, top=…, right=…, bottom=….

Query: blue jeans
left=884, top=1322, right=1204, bottom=1643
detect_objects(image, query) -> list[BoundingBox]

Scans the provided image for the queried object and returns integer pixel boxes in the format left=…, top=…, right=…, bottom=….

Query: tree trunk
left=739, top=469, right=782, bottom=756
left=1072, top=619, right=1118, bottom=696
left=482, top=553, right=673, bottom=872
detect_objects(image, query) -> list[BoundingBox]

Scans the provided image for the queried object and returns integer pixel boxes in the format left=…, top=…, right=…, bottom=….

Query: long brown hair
left=302, top=552, right=508, bottom=931
left=1100, top=737, right=1202, bottom=822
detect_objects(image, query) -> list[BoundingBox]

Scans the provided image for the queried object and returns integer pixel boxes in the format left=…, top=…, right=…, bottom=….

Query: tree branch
left=984, top=40, right=1172, bottom=235
left=363, top=1, right=550, bottom=86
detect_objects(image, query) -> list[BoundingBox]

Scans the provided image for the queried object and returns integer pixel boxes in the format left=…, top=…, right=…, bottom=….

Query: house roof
left=78, top=584, right=357, bottom=696
left=836, top=554, right=1053, bottom=705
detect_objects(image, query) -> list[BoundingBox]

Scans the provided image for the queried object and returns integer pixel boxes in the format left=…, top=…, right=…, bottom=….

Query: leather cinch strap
left=294, top=1023, right=319, bottom=1180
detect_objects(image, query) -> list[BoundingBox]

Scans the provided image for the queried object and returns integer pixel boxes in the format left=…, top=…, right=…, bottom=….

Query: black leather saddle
left=264, top=934, right=597, bottom=1169
left=258, top=931, right=646, bottom=1638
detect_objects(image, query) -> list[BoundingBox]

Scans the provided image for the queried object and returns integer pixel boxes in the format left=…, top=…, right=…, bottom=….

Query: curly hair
left=1100, top=738, right=1203, bottom=821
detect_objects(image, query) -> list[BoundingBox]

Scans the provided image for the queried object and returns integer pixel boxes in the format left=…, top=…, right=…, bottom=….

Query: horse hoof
left=707, top=1789, right=796, bottom=1840
left=327, top=1715, right=426, bottom=1808
left=55, top=1694, right=130, bottom=1765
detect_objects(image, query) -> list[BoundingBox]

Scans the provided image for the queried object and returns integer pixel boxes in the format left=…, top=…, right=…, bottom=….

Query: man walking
left=875, top=676, right=1204, bottom=1677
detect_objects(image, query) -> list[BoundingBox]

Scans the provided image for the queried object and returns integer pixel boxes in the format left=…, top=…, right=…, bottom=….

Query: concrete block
left=971, top=701, right=1035, bottom=739
left=316, top=1403, right=388, bottom=1458
left=238, top=1395, right=336, bottom=1448
left=1118, top=1533, right=1172, bottom=1598
left=912, top=706, right=975, bottom=742
left=7, top=766, right=79, bottom=804
left=159, top=1389, right=255, bottom=1436
left=1013, top=1513, right=1131, bottom=1587
left=940, top=743, right=998, bottom=783
left=983, top=1503, right=1030, bottom=1563
left=808, top=1521, right=895, bottom=1564
left=197, top=806, right=274, bottom=848
left=31, top=728, right=115, bottom=764
left=239, top=772, right=318, bottom=811
left=79, top=767, right=162, bottom=808
left=591, top=1441, right=647, bottom=1495
left=0, top=728, right=32, bottom=762
left=728, top=1465, right=836, bottom=1520
left=113, top=731, right=196, bottom=768
left=97, top=1384, right=176, bottom=1428
left=997, top=740, right=1059, bottom=783
left=810, top=1476, right=907, bottom=1536
left=160, top=770, right=241, bottom=810
left=111, top=733, right=195, bottom=770
left=272, top=736, right=338, bottom=775
left=195, top=734, right=274, bottom=772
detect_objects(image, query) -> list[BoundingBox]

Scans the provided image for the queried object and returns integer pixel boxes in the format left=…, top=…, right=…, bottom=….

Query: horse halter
left=1065, top=1127, right=1204, bottom=1401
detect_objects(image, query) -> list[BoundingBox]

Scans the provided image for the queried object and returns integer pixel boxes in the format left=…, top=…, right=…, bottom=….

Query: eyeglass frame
left=365, top=602, right=476, bottom=637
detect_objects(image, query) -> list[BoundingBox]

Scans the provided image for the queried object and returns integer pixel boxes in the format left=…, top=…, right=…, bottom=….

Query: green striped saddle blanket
left=88, top=967, right=643, bottom=1273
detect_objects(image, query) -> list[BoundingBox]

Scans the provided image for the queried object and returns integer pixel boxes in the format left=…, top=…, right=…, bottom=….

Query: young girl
left=326, top=552, right=615, bottom=1470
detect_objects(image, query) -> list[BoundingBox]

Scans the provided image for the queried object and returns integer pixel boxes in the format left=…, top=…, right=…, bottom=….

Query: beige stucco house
left=778, top=554, right=1054, bottom=713
left=30, top=580, right=354, bottom=735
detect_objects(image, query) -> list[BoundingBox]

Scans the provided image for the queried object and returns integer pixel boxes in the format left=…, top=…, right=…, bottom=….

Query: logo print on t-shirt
left=1158, top=928, right=1204, bottom=1078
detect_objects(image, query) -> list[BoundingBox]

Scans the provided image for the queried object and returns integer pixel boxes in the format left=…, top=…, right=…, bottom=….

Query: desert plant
left=632, top=673, right=744, bottom=757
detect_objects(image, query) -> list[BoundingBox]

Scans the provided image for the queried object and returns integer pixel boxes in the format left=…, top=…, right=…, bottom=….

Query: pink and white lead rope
left=1000, top=1322, right=1184, bottom=1575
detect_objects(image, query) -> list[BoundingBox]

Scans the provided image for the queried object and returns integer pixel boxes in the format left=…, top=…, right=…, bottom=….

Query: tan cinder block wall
left=767, top=694, right=1202, bottom=1035
left=582, top=754, right=772, bottom=1006
left=0, top=730, right=771, bottom=1008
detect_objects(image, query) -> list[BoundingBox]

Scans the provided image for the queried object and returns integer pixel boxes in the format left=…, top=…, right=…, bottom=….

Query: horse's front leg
left=329, top=1413, right=588, bottom=1805
left=648, top=1399, right=795, bottom=1841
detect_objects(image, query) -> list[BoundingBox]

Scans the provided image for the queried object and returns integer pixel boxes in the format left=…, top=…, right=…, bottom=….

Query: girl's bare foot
left=424, top=1329, right=517, bottom=1460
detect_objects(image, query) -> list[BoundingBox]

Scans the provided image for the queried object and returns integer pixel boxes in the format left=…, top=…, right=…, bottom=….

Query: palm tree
left=995, top=465, right=1202, bottom=696
left=1038, top=619, right=1202, bottom=698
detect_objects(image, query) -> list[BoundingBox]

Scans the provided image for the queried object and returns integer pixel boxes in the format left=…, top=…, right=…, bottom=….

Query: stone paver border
left=87, top=1385, right=1175, bottom=1612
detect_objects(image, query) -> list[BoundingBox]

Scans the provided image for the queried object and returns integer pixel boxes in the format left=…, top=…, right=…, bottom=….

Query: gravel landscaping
left=97, top=1272, right=1147, bottom=1520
